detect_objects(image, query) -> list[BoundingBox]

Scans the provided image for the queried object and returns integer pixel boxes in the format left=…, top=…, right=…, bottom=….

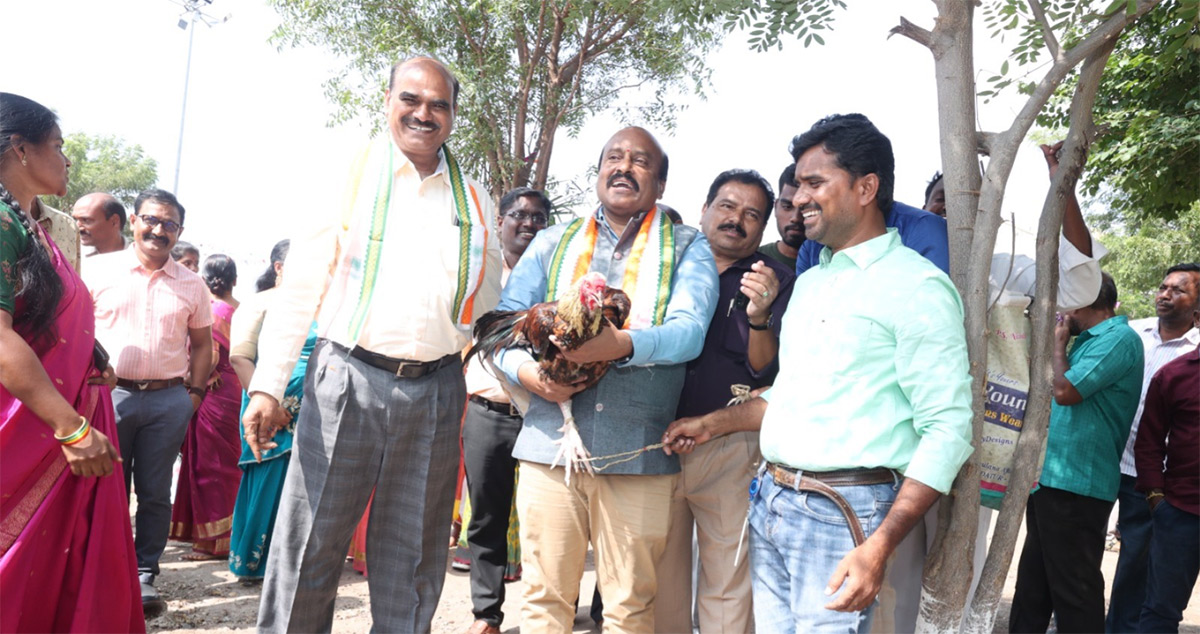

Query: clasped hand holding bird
left=467, top=272, right=632, bottom=484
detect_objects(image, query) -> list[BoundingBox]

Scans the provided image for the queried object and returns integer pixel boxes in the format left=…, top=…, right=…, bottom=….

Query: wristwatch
left=187, top=385, right=207, bottom=399
left=748, top=313, right=772, bottom=331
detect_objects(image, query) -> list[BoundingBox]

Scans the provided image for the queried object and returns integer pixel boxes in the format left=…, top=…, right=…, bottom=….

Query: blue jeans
left=750, top=470, right=898, bottom=633
left=1107, top=474, right=1153, bottom=633
left=1139, top=500, right=1200, bottom=633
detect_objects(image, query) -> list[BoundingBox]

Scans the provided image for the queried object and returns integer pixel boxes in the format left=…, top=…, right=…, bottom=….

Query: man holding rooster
left=489, top=126, right=719, bottom=632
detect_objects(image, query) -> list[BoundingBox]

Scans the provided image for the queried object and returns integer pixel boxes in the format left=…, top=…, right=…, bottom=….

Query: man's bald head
left=389, top=57, right=460, bottom=107
left=72, top=192, right=127, bottom=252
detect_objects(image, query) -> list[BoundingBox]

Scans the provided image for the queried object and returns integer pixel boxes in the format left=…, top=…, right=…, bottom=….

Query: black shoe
left=139, top=573, right=167, bottom=620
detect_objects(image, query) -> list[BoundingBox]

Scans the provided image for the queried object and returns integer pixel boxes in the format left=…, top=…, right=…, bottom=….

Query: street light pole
left=170, top=0, right=229, bottom=196
left=173, top=10, right=196, bottom=194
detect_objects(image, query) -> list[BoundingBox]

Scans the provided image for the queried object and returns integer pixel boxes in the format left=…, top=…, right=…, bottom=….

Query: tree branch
left=1000, top=0, right=1160, bottom=154
left=1026, top=0, right=1061, bottom=60
left=889, top=16, right=934, bottom=51
left=976, top=131, right=998, bottom=157
left=963, top=33, right=1120, bottom=634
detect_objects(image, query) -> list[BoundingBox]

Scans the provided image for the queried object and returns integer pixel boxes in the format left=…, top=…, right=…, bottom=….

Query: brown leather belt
left=469, top=394, right=521, bottom=417
left=115, top=377, right=185, bottom=391
left=347, top=345, right=459, bottom=379
left=767, top=463, right=898, bottom=547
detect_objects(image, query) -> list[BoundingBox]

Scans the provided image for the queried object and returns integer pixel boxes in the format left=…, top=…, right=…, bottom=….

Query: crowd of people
left=0, top=53, right=1195, bottom=634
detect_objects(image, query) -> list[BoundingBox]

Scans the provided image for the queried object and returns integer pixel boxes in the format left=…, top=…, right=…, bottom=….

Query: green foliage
left=1099, top=200, right=1200, bottom=318
left=1039, top=0, right=1200, bottom=226
left=42, top=133, right=158, bottom=211
left=268, top=0, right=730, bottom=202
left=730, top=0, right=845, bottom=52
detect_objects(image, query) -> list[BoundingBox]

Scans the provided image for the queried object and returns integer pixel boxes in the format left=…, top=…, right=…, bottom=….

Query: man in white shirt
left=242, top=57, right=502, bottom=633
left=1106, top=262, right=1200, bottom=633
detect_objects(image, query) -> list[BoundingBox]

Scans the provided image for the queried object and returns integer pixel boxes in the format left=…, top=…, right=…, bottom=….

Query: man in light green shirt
left=664, top=113, right=972, bottom=632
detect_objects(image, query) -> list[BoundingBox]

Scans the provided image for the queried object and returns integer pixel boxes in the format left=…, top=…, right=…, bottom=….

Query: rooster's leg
left=550, top=398, right=594, bottom=485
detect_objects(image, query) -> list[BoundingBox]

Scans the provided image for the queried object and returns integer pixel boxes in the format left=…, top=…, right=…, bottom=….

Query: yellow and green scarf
left=546, top=205, right=674, bottom=329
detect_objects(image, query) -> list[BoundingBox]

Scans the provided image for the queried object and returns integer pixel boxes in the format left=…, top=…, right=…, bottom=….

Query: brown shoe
left=466, top=619, right=500, bottom=634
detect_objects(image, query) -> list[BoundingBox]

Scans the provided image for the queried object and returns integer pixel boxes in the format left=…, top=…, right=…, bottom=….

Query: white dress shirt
left=248, top=145, right=502, bottom=401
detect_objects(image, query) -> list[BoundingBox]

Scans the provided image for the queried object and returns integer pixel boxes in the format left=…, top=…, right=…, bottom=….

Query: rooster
left=467, top=272, right=631, bottom=482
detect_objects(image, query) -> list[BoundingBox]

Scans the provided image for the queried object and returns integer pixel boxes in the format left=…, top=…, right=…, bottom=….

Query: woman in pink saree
left=0, top=92, right=143, bottom=632
left=170, top=254, right=244, bottom=558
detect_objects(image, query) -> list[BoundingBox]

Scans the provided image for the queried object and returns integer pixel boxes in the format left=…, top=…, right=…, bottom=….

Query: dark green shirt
left=757, top=241, right=797, bottom=274
left=0, top=202, right=32, bottom=315
left=1041, top=315, right=1144, bottom=501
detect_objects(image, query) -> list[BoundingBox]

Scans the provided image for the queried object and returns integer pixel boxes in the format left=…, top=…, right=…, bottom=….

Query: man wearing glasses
left=460, top=187, right=550, bottom=634
left=82, top=188, right=214, bottom=619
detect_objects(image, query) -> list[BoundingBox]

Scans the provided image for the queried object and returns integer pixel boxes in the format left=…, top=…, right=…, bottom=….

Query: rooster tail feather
left=465, top=310, right=527, bottom=367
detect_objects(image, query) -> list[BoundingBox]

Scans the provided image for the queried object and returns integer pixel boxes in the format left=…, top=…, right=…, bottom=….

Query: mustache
left=140, top=232, right=169, bottom=245
left=717, top=222, right=746, bottom=238
left=401, top=114, right=440, bottom=132
left=607, top=170, right=639, bottom=191
left=798, top=203, right=822, bottom=213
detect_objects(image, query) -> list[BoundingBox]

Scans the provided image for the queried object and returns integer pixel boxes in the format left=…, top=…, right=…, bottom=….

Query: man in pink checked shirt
left=82, top=188, right=213, bottom=620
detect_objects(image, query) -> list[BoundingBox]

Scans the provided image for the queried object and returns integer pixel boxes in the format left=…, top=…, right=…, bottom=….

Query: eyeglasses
left=135, top=214, right=181, bottom=233
left=505, top=211, right=548, bottom=225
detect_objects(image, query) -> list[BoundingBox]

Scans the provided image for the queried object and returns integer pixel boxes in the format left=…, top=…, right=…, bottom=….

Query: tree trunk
left=913, top=1, right=1158, bottom=630
left=961, top=36, right=1119, bottom=634
left=916, top=2, right=986, bottom=628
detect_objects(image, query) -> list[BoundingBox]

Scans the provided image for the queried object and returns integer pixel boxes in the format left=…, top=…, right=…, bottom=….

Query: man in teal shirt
left=1009, top=272, right=1142, bottom=633
left=663, top=114, right=973, bottom=632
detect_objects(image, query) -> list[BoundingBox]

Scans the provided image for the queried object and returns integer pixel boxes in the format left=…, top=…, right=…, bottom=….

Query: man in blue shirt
left=1009, top=273, right=1143, bottom=633
left=494, top=126, right=718, bottom=632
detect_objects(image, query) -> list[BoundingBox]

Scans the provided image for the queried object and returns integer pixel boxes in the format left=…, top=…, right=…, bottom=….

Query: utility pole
left=171, top=0, right=230, bottom=195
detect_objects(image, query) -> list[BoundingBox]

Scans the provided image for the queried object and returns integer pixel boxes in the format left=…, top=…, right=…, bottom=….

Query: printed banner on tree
left=978, top=292, right=1043, bottom=509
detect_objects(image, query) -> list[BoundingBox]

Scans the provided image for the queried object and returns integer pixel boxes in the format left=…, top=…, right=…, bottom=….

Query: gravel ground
left=145, top=529, right=1200, bottom=634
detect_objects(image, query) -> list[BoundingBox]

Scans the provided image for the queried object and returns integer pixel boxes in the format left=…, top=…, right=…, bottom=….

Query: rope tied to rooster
left=581, top=385, right=755, bottom=472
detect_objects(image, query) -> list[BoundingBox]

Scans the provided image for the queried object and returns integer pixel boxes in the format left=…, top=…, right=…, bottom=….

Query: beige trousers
left=655, top=432, right=759, bottom=633
left=516, top=460, right=677, bottom=634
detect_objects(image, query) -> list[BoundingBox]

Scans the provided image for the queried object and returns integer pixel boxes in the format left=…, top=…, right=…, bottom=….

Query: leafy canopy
left=42, top=133, right=158, bottom=211
left=1038, top=0, right=1200, bottom=226
left=1101, top=200, right=1200, bottom=318
left=268, top=0, right=733, bottom=202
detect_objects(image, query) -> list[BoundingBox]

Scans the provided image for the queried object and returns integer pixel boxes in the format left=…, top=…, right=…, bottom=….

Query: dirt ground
left=145, top=527, right=1200, bottom=634
left=146, top=539, right=601, bottom=634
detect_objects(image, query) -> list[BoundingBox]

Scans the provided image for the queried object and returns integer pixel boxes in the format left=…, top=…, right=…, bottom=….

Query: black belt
left=469, top=394, right=521, bottom=417
left=347, top=346, right=459, bottom=379
left=767, top=463, right=898, bottom=547
left=115, top=377, right=185, bottom=391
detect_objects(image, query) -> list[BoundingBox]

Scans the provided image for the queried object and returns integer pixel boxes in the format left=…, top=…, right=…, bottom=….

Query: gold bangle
left=54, top=416, right=89, bottom=444
left=1146, top=491, right=1165, bottom=500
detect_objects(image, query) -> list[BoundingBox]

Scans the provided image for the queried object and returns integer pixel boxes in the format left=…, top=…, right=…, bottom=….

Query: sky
left=3, top=0, right=1063, bottom=292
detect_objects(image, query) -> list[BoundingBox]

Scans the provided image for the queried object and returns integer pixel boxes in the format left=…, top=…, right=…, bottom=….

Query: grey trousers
left=112, top=384, right=194, bottom=575
left=257, top=340, right=466, bottom=634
